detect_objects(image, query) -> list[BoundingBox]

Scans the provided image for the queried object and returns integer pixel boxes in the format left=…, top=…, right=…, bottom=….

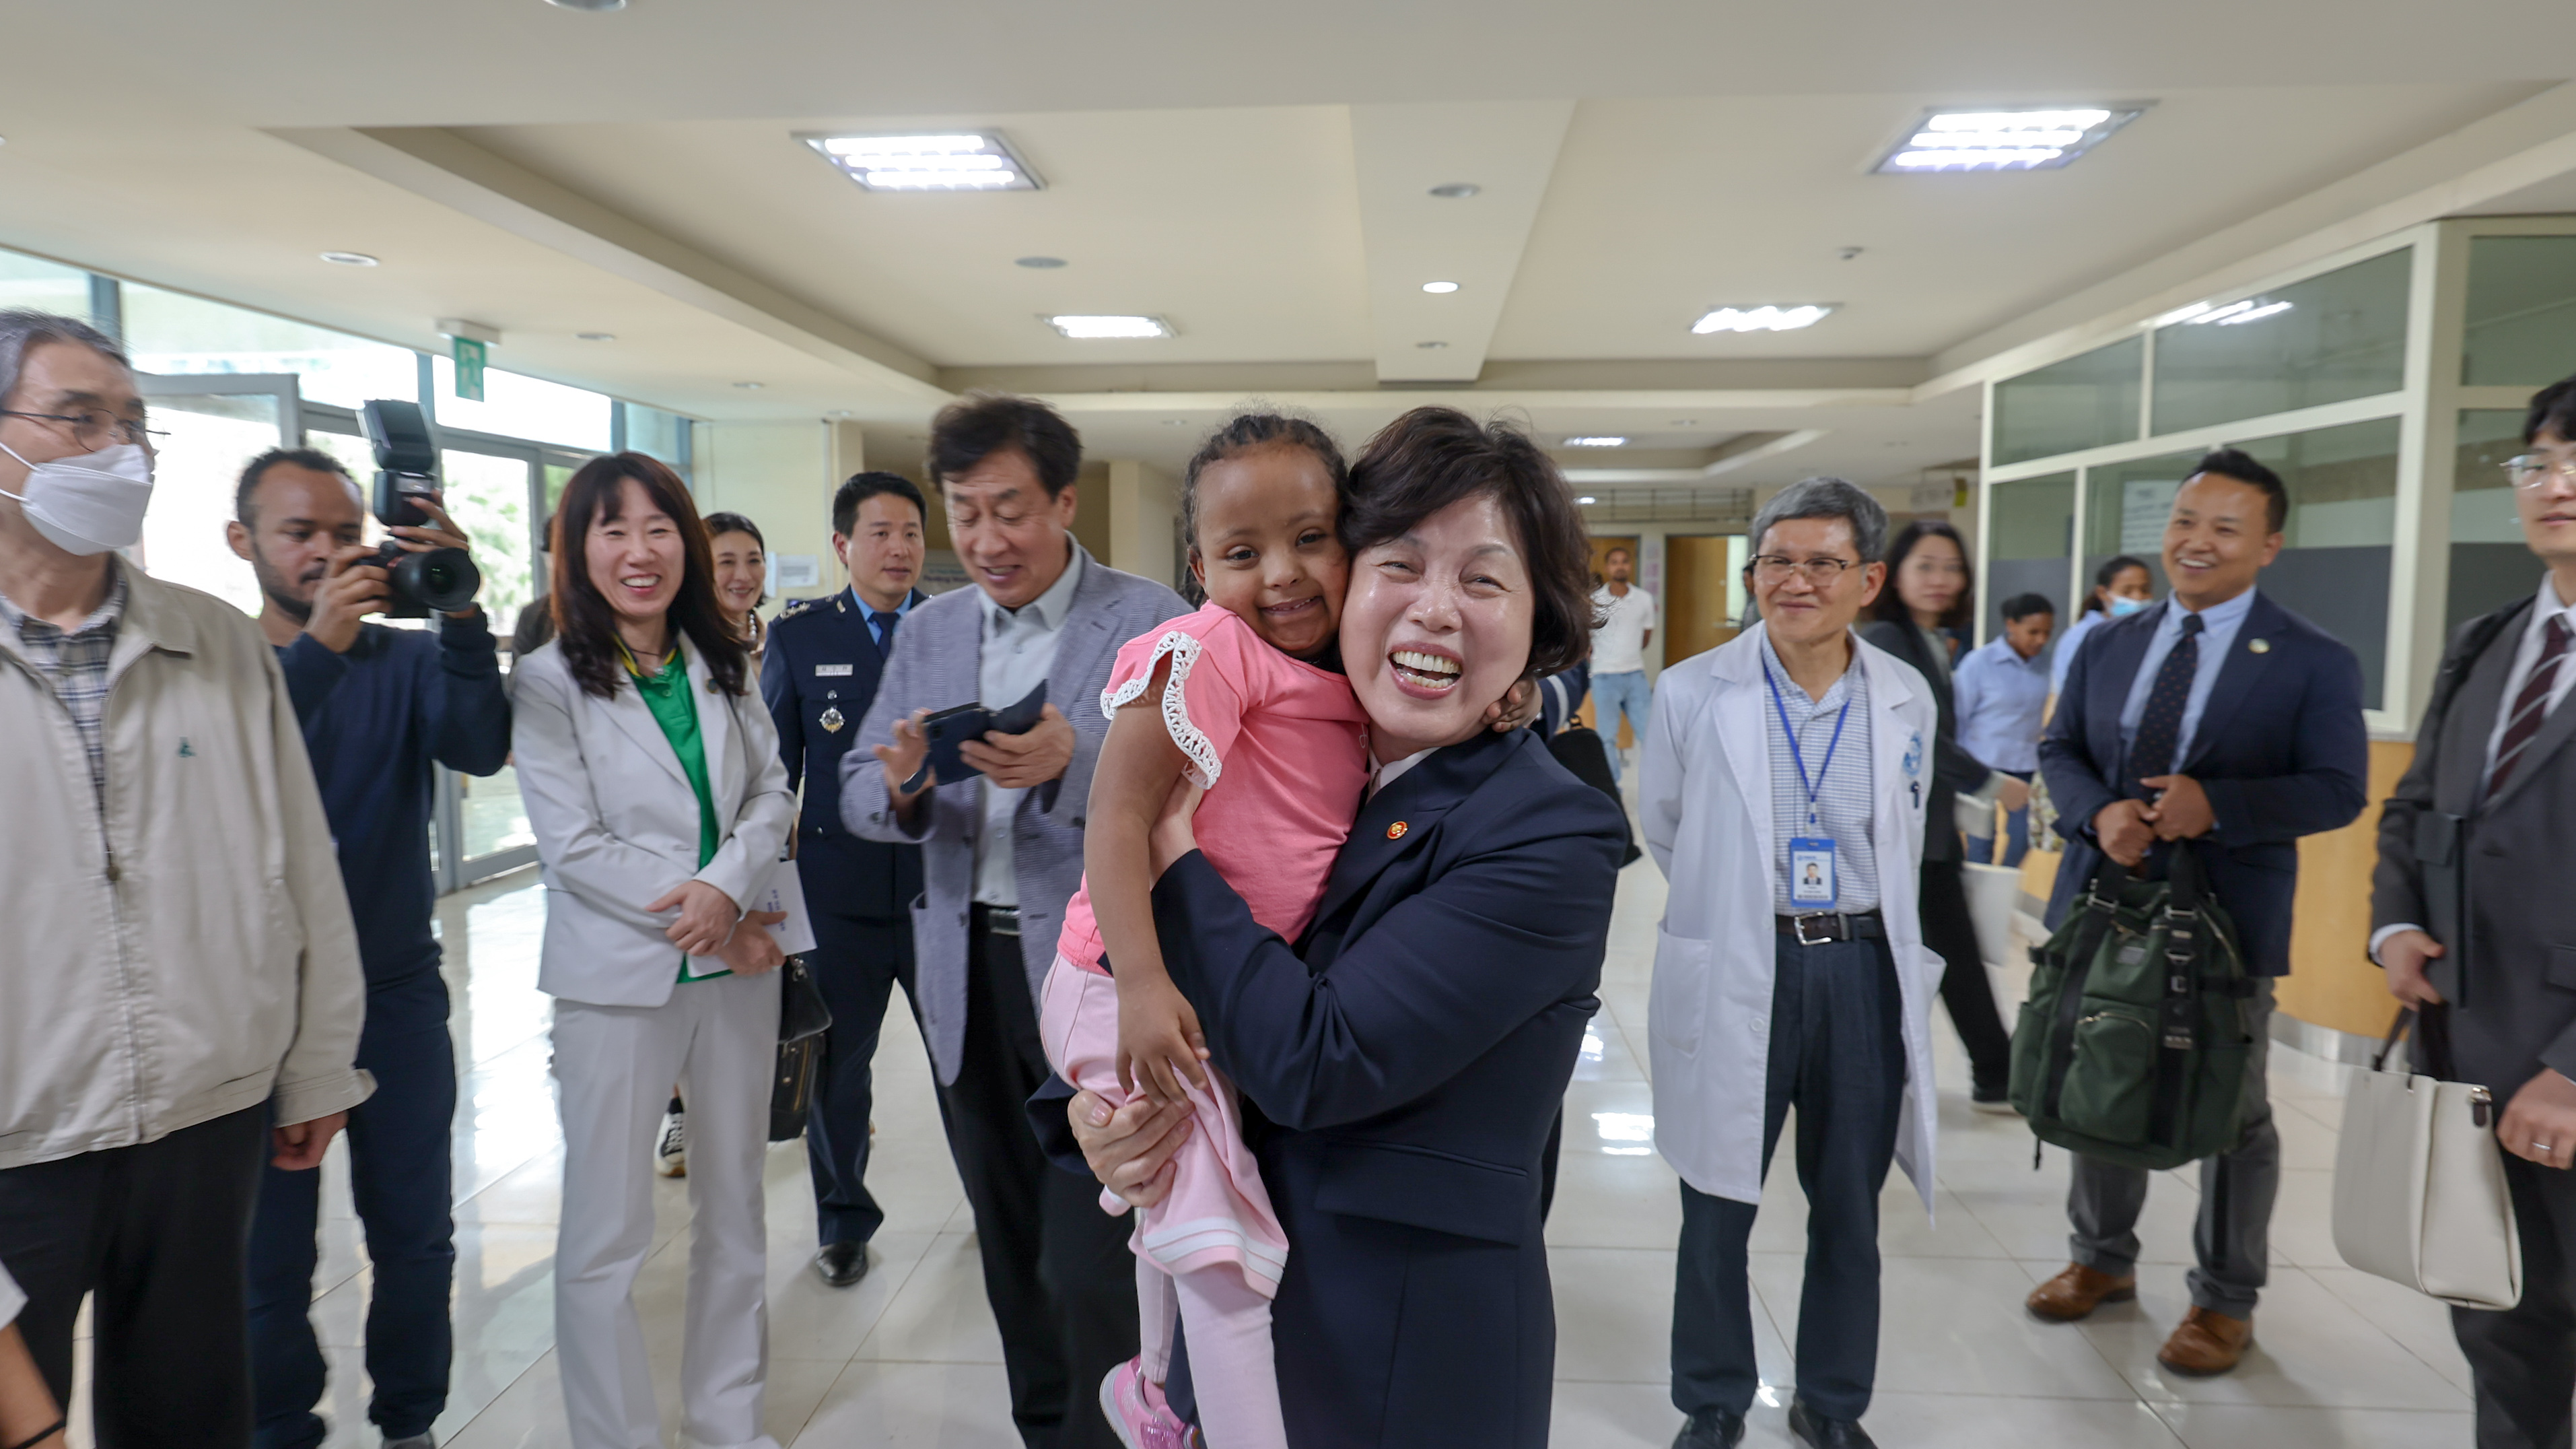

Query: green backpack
left=2008, top=848, right=2260, bottom=1171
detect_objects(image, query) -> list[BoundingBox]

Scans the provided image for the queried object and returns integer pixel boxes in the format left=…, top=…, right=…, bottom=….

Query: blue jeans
left=1592, top=669, right=1652, bottom=782
left=248, top=972, right=457, bottom=1448
left=1964, top=768, right=2033, bottom=867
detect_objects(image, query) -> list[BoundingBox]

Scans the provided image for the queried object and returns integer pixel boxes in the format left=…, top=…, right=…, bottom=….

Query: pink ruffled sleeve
left=1098, top=605, right=1269, bottom=790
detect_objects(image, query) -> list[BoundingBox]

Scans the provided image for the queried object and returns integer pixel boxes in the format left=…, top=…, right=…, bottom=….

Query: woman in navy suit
left=1064, top=408, right=1628, bottom=1446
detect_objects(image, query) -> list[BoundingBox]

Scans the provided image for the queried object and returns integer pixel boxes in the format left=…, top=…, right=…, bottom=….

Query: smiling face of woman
left=586, top=476, right=687, bottom=644
left=709, top=529, right=766, bottom=626
left=1340, top=492, right=1535, bottom=760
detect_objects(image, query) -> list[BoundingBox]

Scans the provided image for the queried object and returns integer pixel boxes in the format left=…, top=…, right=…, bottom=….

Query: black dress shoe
left=815, top=1242, right=868, bottom=1288
left=1672, top=1409, right=1745, bottom=1448
left=1788, top=1399, right=1875, bottom=1448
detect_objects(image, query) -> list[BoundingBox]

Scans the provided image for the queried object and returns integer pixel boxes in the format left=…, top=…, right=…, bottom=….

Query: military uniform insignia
left=821, top=707, right=845, bottom=734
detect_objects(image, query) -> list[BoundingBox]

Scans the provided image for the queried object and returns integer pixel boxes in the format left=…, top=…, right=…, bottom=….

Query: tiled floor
left=96, top=784, right=2478, bottom=1448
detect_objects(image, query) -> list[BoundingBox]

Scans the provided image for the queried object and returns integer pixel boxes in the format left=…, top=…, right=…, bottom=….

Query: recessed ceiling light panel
left=319, top=251, right=379, bottom=267
left=545, top=0, right=627, bottom=10
left=576, top=331, right=615, bottom=341
left=1428, top=183, right=1481, bottom=199
left=1044, top=314, right=1174, bottom=339
left=1422, top=281, right=1461, bottom=294
left=1576, top=495, right=1599, bottom=504
left=1691, top=304, right=1838, bottom=335
left=1875, top=106, right=2146, bottom=174
left=1015, top=255, right=1067, bottom=269
left=798, top=132, right=1043, bottom=192
left=1564, top=436, right=1627, bottom=448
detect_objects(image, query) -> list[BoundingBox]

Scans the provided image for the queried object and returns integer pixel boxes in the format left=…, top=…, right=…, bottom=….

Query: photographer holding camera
left=224, top=443, right=511, bottom=1449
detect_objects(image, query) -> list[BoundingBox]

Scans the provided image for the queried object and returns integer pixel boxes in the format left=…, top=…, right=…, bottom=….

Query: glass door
left=134, top=372, right=299, bottom=615
left=435, top=438, right=544, bottom=887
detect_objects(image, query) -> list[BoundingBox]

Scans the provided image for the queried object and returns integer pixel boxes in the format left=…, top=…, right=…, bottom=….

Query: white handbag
left=2330, top=1009, right=2521, bottom=1310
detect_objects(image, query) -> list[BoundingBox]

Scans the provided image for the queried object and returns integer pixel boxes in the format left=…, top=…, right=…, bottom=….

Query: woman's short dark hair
left=1341, top=407, right=1595, bottom=679
left=2001, top=591, right=2056, bottom=622
left=1179, top=412, right=1350, bottom=604
left=1873, top=518, right=1975, bottom=631
left=927, top=392, right=1082, bottom=498
left=701, top=510, right=765, bottom=549
left=2085, top=554, right=2151, bottom=615
left=549, top=452, right=748, bottom=700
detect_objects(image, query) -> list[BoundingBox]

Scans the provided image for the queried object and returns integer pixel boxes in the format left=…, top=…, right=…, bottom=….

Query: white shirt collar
left=1369, top=746, right=1438, bottom=798
left=2538, top=572, right=2576, bottom=624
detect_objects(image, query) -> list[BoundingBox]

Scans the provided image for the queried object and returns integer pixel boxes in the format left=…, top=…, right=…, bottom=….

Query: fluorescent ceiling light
left=1044, top=314, right=1174, bottom=339
left=798, top=132, right=1043, bottom=192
left=318, top=251, right=378, bottom=267
left=1422, top=281, right=1461, bottom=294
left=1876, top=106, right=2145, bottom=174
left=1564, top=436, right=1627, bottom=448
left=1692, top=304, right=1836, bottom=335
left=1576, top=495, right=1598, bottom=504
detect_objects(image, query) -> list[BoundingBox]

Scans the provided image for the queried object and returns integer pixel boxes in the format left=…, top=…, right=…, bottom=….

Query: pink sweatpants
left=1040, top=956, right=1289, bottom=1449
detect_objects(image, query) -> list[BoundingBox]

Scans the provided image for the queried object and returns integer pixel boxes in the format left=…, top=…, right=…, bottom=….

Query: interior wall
left=695, top=418, right=837, bottom=612
left=1106, top=459, right=1183, bottom=591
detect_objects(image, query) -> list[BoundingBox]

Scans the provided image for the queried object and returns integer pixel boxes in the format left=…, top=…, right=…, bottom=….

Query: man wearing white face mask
left=0, top=310, right=370, bottom=1448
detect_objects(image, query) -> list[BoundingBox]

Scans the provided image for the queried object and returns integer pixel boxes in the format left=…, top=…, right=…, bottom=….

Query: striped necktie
left=2128, top=612, right=2203, bottom=799
left=2488, top=613, right=2573, bottom=797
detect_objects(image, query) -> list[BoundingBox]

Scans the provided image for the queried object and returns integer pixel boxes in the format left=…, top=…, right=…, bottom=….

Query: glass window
left=431, top=358, right=611, bottom=452
left=2464, top=236, right=2576, bottom=386
left=2449, top=408, right=2541, bottom=632
left=122, top=283, right=419, bottom=411
left=2151, top=248, right=2411, bottom=435
left=133, top=391, right=286, bottom=615
left=0, top=250, right=95, bottom=323
left=619, top=402, right=691, bottom=482
left=2083, top=449, right=2204, bottom=603
left=1985, top=471, right=2075, bottom=640
left=1991, top=337, right=2141, bottom=466
left=438, top=449, right=538, bottom=629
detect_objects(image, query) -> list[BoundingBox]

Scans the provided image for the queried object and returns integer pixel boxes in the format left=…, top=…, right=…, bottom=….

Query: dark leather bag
left=769, top=955, right=834, bottom=1143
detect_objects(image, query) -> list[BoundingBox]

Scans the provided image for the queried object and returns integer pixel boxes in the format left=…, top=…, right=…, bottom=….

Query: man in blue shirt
left=2025, top=448, right=2366, bottom=1378
left=1951, top=592, right=2054, bottom=865
left=226, top=448, right=513, bottom=1449
left=760, top=471, right=930, bottom=1289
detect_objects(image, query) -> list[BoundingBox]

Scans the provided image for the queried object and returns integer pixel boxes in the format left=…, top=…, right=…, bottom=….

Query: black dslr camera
left=357, top=399, right=481, bottom=617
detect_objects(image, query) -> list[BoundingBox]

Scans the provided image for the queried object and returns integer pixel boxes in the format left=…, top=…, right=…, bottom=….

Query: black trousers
left=942, top=912, right=1137, bottom=1449
left=2458, top=1149, right=2576, bottom=1448
left=1673, top=932, right=1904, bottom=1423
left=0, top=1104, right=270, bottom=1448
left=248, top=974, right=457, bottom=1448
left=1921, top=857, right=2012, bottom=1093
left=804, top=906, right=919, bottom=1247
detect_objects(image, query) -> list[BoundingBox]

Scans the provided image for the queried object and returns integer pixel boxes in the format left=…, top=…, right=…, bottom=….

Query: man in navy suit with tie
left=761, top=471, right=931, bottom=1288
left=2021, top=448, right=2367, bottom=1376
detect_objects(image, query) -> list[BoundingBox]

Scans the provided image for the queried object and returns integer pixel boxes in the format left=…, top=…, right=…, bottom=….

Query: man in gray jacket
left=2376, top=374, right=2576, bottom=1448
left=843, top=393, right=1185, bottom=1449
left=0, top=310, right=370, bottom=1447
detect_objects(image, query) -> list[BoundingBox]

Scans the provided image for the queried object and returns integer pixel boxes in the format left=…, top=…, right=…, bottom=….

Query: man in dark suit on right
left=2375, top=376, right=2576, bottom=1449
left=761, top=470, right=930, bottom=1288
left=2021, top=448, right=2368, bottom=1376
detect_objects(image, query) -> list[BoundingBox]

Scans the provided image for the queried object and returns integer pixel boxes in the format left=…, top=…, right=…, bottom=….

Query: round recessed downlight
left=1416, top=341, right=1449, bottom=349
left=576, top=331, right=615, bottom=341
left=319, top=251, right=379, bottom=267
left=1577, top=496, right=1598, bottom=505
left=1422, top=281, right=1460, bottom=294
left=733, top=381, right=764, bottom=390
left=545, top=0, right=627, bottom=10
left=1429, top=183, right=1480, bottom=199
left=1015, top=256, right=1068, bottom=269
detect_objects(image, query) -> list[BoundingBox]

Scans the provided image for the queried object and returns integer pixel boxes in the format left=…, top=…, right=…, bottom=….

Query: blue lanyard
left=1764, top=660, right=1851, bottom=832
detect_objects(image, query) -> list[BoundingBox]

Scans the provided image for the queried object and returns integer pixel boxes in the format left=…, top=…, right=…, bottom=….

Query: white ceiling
left=3, top=0, right=2576, bottom=483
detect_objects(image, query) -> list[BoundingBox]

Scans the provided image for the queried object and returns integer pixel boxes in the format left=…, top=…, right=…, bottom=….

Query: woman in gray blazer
left=512, top=454, right=796, bottom=1449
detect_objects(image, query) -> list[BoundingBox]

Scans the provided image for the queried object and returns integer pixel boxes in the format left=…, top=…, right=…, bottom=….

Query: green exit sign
left=452, top=337, right=487, bottom=402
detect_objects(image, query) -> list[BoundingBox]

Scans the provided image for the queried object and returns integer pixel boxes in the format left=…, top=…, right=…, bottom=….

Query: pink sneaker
left=1099, top=1357, right=1197, bottom=1449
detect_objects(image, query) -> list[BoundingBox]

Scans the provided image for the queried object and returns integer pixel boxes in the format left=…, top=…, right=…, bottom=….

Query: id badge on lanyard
left=1766, top=661, right=1850, bottom=913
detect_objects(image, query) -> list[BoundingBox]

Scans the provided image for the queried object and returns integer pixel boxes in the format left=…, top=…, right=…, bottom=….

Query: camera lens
left=390, top=547, right=481, bottom=614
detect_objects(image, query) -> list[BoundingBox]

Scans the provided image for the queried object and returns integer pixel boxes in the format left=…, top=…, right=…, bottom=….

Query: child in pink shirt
left=1043, top=415, right=1369, bottom=1449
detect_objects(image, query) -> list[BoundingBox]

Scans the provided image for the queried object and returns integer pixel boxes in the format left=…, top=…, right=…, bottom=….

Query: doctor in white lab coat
left=1641, top=477, right=1943, bottom=1449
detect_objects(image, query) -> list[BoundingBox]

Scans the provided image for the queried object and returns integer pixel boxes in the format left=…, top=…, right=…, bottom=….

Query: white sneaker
left=655, top=1110, right=687, bottom=1177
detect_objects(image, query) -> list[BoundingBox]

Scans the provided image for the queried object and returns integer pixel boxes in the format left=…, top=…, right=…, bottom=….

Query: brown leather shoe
left=2157, top=1306, right=2253, bottom=1376
left=2024, top=1262, right=2137, bottom=1322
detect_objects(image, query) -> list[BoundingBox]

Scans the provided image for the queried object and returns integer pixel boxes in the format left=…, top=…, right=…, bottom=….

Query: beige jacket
left=0, top=566, right=370, bottom=1171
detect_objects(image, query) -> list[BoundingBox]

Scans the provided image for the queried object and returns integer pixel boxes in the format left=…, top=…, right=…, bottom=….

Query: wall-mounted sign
left=452, top=337, right=487, bottom=403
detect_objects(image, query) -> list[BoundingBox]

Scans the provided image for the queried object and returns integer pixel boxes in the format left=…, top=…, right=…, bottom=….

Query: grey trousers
left=2066, top=980, right=2279, bottom=1319
left=2456, top=1148, right=2576, bottom=1449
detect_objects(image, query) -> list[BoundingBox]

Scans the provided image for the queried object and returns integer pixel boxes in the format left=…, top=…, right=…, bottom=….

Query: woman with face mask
left=2050, top=555, right=2154, bottom=696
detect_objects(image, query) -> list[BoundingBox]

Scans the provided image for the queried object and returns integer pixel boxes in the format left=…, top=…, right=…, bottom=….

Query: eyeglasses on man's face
left=2503, top=454, right=2576, bottom=491
left=0, top=407, right=165, bottom=452
left=1747, top=555, right=1865, bottom=586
